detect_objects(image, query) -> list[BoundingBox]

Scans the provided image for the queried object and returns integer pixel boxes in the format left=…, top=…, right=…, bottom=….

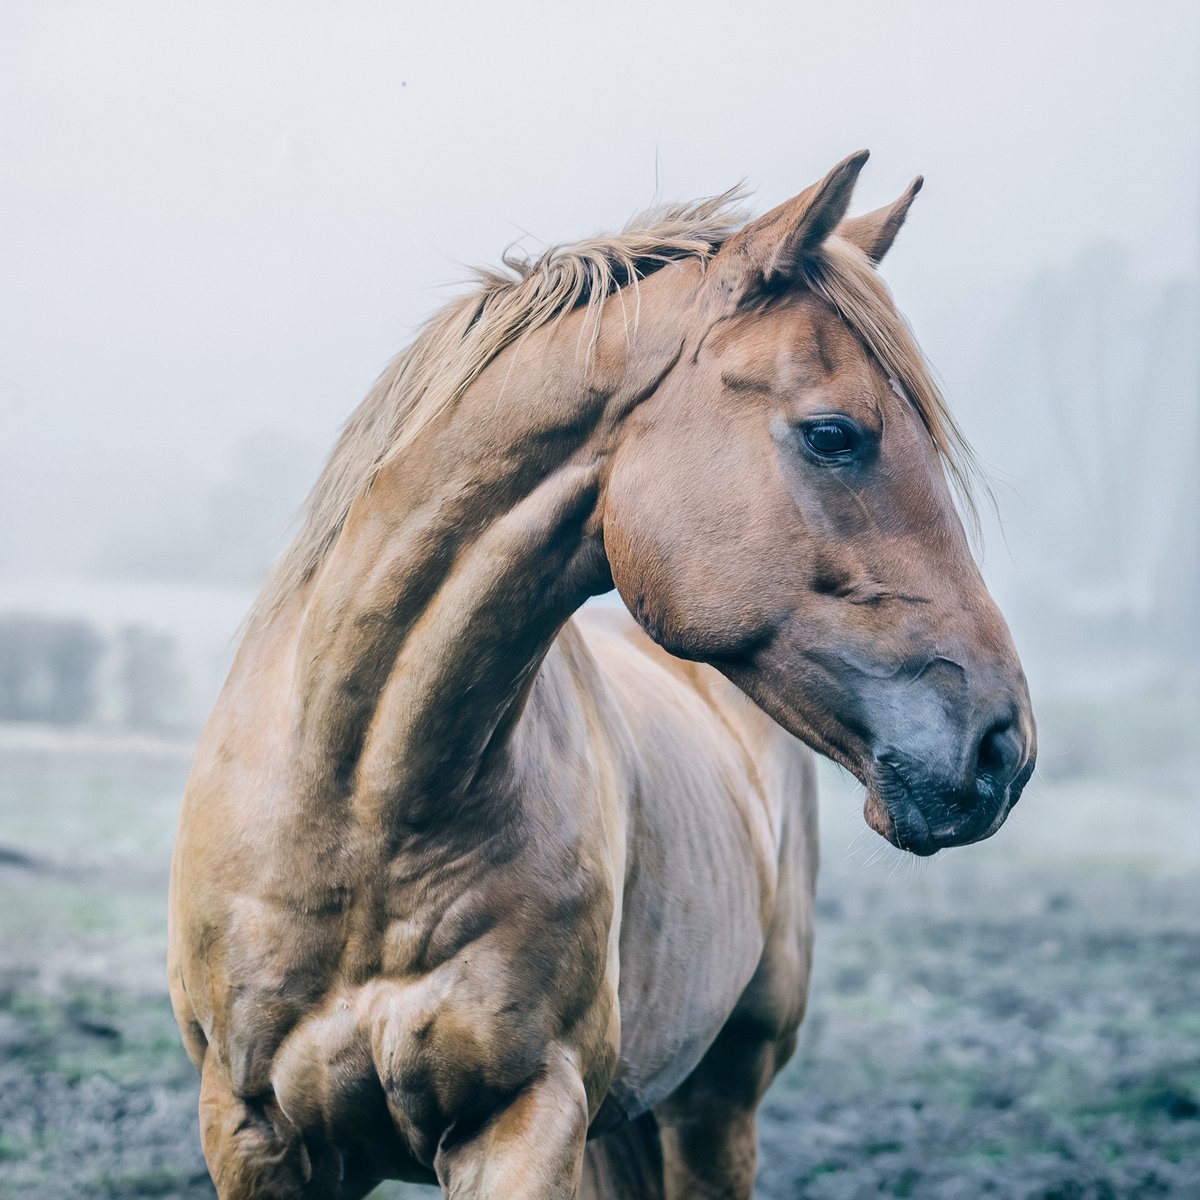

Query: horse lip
left=866, top=752, right=1014, bottom=857
left=870, top=793, right=1000, bottom=856
left=863, top=784, right=940, bottom=856
left=867, top=753, right=938, bottom=855
left=1009, top=754, right=1037, bottom=807
left=888, top=799, right=940, bottom=856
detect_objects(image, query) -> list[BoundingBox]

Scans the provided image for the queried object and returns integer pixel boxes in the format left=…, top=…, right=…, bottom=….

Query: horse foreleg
left=581, top=1112, right=666, bottom=1200
left=434, top=1044, right=589, bottom=1199
left=653, top=1021, right=787, bottom=1200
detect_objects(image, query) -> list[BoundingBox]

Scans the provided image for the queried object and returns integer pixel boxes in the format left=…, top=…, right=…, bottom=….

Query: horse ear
left=838, top=176, right=924, bottom=263
left=716, top=150, right=870, bottom=296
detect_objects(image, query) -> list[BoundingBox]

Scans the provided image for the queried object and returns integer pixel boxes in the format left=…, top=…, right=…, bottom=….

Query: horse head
left=603, top=151, right=1036, bottom=855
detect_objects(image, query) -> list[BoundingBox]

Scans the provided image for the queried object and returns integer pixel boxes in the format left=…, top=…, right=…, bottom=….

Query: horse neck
left=273, top=264, right=699, bottom=828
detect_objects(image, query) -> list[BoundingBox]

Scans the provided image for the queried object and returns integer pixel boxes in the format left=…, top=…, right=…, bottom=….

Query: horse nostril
left=974, top=718, right=1022, bottom=793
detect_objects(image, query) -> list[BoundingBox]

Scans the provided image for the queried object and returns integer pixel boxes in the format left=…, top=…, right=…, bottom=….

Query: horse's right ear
left=711, top=150, right=870, bottom=302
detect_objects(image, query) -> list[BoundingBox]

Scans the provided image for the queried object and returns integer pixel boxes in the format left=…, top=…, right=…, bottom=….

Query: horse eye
left=803, top=421, right=853, bottom=456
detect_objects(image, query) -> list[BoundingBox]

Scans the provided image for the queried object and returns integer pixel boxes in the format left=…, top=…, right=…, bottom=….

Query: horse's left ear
left=714, top=150, right=870, bottom=298
left=838, top=176, right=924, bottom=263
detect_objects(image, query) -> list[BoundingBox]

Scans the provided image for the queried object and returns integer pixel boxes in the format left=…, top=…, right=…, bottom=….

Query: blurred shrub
left=116, top=624, right=186, bottom=730
left=0, top=615, right=104, bottom=724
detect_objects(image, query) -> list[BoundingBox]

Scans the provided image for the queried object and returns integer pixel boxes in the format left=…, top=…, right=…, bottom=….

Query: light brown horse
left=168, top=150, right=1036, bottom=1199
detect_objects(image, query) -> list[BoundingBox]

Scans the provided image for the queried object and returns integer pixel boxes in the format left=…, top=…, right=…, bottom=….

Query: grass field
left=0, top=691, right=1197, bottom=1199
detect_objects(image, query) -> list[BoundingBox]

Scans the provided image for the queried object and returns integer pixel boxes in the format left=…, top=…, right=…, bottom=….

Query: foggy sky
left=2, top=1, right=1197, bottom=580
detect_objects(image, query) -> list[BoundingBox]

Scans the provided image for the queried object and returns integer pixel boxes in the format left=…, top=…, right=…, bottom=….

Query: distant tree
left=98, top=428, right=319, bottom=585
left=117, top=624, right=186, bottom=730
left=0, top=615, right=104, bottom=724
left=977, top=247, right=1199, bottom=676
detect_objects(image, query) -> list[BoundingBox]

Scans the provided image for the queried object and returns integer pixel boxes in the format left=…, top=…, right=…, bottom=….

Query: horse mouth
left=863, top=757, right=1034, bottom=857
left=863, top=788, right=941, bottom=856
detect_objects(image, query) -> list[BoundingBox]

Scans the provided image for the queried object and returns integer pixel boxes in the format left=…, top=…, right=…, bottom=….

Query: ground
left=0, top=691, right=1197, bottom=1199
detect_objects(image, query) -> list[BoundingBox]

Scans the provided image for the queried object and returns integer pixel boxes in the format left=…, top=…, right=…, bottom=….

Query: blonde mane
left=250, top=193, right=977, bottom=628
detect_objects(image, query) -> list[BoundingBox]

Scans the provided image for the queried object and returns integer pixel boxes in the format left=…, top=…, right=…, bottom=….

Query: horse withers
left=168, top=150, right=1035, bottom=1199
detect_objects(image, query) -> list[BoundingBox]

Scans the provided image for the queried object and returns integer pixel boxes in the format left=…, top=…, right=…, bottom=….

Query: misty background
left=2, top=5, right=1200, bottom=1198
left=2, top=1, right=1197, bottom=731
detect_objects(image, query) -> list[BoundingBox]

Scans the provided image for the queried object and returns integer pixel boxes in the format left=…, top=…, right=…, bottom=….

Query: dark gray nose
left=971, top=716, right=1025, bottom=801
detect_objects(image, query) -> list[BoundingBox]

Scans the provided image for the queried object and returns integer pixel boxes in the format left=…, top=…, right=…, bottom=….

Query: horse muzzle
left=863, top=720, right=1036, bottom=856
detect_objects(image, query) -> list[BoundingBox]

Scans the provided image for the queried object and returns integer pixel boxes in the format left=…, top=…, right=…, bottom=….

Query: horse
left=168, top=149, right=1036, bottom=1199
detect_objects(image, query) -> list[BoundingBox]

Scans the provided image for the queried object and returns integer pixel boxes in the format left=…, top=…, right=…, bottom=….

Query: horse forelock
left=798, top=236, right=984, bottom=534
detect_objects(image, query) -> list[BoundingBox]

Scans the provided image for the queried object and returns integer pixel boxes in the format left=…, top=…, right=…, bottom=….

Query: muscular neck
left=278, top=264, right=699, bottom=828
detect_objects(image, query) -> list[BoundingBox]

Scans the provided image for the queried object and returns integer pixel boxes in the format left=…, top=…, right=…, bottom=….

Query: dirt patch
left=0, top=970, right=212, bottom=1199
left=757, top=866, right=1200, bottom=1199
left=0, top=714, right=1196, bottom=1198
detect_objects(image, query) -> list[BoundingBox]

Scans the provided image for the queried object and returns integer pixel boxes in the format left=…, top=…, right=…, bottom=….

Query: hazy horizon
left=2, top=2, right=1197, bottom=698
